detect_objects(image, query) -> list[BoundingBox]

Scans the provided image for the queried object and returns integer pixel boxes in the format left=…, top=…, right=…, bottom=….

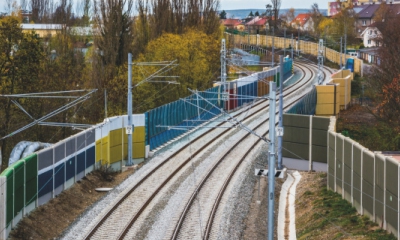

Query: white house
left=290, top=13, right=314, bottom=32
left=360, top=26, right=381, bottom=47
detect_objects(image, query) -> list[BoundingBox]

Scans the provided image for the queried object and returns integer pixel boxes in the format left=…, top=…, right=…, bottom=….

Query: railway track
left=167, top=61, right=336, bottom=240
left=63, top=60, right=335, bottom=240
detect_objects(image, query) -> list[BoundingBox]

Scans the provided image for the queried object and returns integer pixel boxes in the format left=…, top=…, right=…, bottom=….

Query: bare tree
left=280, top=7, right=295, bottom=26
left=367, top=14, right=400, bottom=130
left=30, top=0, right=53, bottom=23
left=93, top=0, right=134, bottom=67
left=271, top=0, right=281, bottom=29
left=310, top=3, right=323, bottom=36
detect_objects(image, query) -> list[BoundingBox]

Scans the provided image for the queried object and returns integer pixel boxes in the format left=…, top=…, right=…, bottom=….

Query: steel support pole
left=297, top=27, right=300, bottom=55
left=272, top=27, right=275, bottom=67
left=268, top=81, right=277, bottom=240
left=340, top=37, right=343, bottom=69
left=104, top=89, right=107, bottom=119
left=344, top=33, right=347, bottom=66
left=283, top=28, right=286, bottom=57
left=278, top=55, right=283, bottom=170
left=291, top=34, right=293, bottom=60
left=127, top=53, right=133, bottom=166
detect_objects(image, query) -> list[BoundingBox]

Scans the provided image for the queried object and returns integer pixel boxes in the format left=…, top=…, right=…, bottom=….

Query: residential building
left=222, top=19, right=242, bottom=30
left=360, top=24, right=381, bottom=47
left=359, top=47, right=380, bottom=64
left=21, top=24, right=95, bottom=39
left=290, top=13, right=314, bottom=32
left=355, top=4, right=380, bottom=37
left=246, top=17, right=268, bottom=34
left=21, top=24, right=63, bottom=38
left=328, top=0, right=359, bottom=16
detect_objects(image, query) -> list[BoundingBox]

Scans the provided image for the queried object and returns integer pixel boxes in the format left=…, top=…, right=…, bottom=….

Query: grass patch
left=296, top=174, right=396, bottom=239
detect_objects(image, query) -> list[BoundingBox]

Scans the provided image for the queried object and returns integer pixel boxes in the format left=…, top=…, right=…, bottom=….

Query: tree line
left=0, top=0, right=222, bottom=170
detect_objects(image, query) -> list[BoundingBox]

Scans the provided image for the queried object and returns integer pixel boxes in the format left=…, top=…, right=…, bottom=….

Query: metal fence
left=328, top=131, right=399, bottom=238
left=226, top=33, right=363, bottom=76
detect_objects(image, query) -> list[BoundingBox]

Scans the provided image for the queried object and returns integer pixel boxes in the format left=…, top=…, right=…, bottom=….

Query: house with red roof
left=221, top=19, right=243, bottom=30
left=245, top=17, right=269, bottom=34
left=290, top=13, right=314, bottom=32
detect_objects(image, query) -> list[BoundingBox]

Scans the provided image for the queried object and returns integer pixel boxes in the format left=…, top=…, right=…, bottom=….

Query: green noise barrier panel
left=24, top=154, right=38, bottom=205
left=13, top=161, right=24, bottom=217
left=0, top=168, right=14, bottom=227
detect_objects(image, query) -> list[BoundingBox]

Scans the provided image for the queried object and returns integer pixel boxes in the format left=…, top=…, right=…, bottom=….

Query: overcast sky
left=220, top=0, right=327, bottom=10
left=0, top=0, right=328, bottom=14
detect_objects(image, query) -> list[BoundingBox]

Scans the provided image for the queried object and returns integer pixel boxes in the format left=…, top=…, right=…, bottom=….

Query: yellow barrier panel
left=102, top=135, right=109, bottom=164
left=123, top=126, right=145, bottom=143
left=316, top=84, right=340, bottom=117
left=95, top=139, right=102, bottom=163
left=227, top=33, right=363, bottom=75
left=123, top=142, right=145, bottom=159
left=109, top=129, right=123, bottom=164
left=96, top=126, right=146, bottom=165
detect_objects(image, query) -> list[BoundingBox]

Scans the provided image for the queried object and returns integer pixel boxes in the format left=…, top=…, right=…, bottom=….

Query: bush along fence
left=225, top=33, right=363, bottom=76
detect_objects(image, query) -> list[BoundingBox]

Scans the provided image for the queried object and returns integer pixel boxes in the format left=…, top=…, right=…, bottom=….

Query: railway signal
left=254, top=168, right=287, bottom=178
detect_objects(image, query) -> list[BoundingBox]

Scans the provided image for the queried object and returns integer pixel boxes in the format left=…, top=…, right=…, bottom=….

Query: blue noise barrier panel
left=65, top=157, right=75, bottom=181
left=77, top=152, right=86, bottom=174
left=38, top=170, right=53, bottom=198
left=86, top=146, right=95, bottom=168
left=147, top=86, right=221, bottom=150
left=54, top=164, right=65, bottom=188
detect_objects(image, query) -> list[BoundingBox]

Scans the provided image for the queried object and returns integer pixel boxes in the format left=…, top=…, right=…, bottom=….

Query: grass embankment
left=296, top=173, right=396, bottom=240
left=336, top=74, right=400, bottom=151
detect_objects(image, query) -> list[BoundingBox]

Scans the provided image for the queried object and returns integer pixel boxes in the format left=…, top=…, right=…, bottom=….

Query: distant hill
left=222, top=9, right=328, bottom=19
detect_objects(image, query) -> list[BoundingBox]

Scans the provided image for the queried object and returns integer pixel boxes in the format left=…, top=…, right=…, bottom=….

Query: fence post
left=351, top=142, right=354, bottom=206
left=0, top=176, right=6, bottom=240
left=309, top=115, right=312, bottom=171
left=360, top=148, right=364, bottom=215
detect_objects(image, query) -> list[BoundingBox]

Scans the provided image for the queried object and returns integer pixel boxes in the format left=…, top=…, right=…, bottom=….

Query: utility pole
left=297, top=26, right=300, bottom=56
left=344, top=22, right=347, bottom=65
left=268, top=81, right=277, bottom=240
left=104, top=89, right=107, bottom=119
left=324, top=26, right=329, bottom=60
left=248, top=24, right=250, bottom=47
left=221, top=39, right=227, bottom=102
left=127, top=53, right=133, bottom=166
left=317, top=39, right=324, bottom=85
left=278, top=55, right=284, bottom=170
left=344, top=33, right=347, bottom=67
left=291, top=34, right=294, bottom=60
left=283, top=27, right=287, bottom=57
left=266, top=23, right=268, bottom=49
left=340, top=37, right=343, bottom=69
left=272, top=27, right=275, bottom=67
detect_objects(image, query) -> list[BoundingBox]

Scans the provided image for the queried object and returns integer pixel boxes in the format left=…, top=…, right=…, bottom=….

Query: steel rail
left=84, top=62, right=321, bottom=239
